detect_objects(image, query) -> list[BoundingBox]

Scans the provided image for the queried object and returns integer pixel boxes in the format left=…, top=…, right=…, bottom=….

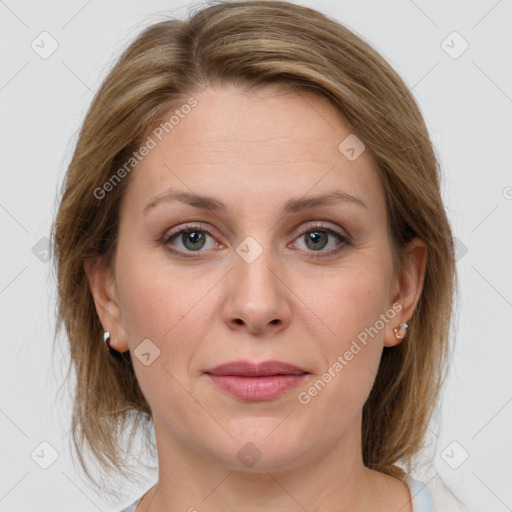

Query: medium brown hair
left=51, top=0, right=457, bottom=495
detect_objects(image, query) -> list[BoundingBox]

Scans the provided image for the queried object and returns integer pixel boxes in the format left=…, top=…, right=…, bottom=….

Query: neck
left=136, top=417, right=410, bottom=512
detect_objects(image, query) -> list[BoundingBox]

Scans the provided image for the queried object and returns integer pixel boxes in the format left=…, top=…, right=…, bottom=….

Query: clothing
left=119, top=476, right=435, bottom=511
left=408, top=477, right=436, bottom=511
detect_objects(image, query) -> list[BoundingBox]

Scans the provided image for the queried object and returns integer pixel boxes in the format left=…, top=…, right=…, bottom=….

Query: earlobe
left=384, top=238, right=428, bottom=347
left=84, top=257, right=129, bottom=352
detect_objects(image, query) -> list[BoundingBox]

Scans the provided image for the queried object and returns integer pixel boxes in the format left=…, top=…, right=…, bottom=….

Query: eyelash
left=162, top=222, right=351, bottom=259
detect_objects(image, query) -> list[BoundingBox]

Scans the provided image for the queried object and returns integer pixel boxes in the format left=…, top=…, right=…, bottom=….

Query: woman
left=51, top=1, right=457, bottom=511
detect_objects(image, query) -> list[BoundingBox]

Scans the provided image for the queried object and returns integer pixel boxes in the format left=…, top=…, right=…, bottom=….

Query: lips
left=204, top=360, right=309, bottom=401
left=205, top=360, right=308, bottom=377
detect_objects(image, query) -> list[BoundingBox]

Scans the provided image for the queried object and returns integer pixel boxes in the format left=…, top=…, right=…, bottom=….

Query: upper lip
left=205, top=360, right=308, bottom=377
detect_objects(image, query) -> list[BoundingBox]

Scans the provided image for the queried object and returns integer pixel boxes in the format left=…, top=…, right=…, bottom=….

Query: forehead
left=121, top=84, right=385, bottom=219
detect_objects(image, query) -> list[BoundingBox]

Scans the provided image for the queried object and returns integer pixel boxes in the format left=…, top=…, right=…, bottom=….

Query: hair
left=51, top=0, right=458, bottom=497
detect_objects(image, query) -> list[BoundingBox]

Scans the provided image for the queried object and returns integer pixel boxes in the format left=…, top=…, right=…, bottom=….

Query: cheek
left=114, top=257, right=206, bottom=416
left=300, top=257, right=391, bottom=346
left=115, top=248, right=217, bottom=380
left=296, top=281, right=386, bottom=440
left=117, top=266, right=170, bottom=340
left=116, top=243, right=197, bottom=339
left=295, top=260, right=391, bottom=410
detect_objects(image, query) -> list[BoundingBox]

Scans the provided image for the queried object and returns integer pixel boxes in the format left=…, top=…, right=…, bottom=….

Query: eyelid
left=163, top=222, right=219, bottom=243
left=294, top=220, right=349, bottom=239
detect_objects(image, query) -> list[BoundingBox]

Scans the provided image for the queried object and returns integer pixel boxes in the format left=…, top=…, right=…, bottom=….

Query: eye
left=291, top=223, right=350, bottom=256
left=162, top=222, right=350, bottom=258
left=163, top=223, right=220, bottom=258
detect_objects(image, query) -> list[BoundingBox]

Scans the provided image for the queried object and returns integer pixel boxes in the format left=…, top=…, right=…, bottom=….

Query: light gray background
left=1, top=0, right=511, bottom=511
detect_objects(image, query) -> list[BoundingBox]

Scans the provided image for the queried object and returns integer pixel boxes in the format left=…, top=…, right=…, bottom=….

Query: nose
left=222, top=240, right=292, bottom=336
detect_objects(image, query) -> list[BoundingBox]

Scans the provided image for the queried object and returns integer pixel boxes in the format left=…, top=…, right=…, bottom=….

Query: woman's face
left=91, top=83, right=425, bottom=472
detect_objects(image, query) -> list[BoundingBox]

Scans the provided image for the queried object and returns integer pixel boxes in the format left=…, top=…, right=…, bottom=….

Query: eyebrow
left=142, top=188, right=368, bottom=215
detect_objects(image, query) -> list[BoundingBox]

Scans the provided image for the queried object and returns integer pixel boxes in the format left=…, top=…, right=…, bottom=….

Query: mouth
left=205, top=360, right=308, bottom=377
left=204, top=360, right=310, bottom=401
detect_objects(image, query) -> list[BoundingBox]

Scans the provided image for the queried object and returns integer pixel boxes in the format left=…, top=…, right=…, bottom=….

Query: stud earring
left=103, top=331, right=119, bottom=353
left=394, top=322, right=409, bottom=339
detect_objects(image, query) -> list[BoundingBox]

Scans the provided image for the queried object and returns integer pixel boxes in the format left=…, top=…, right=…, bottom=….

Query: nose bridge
left=233, top=233, right=280, bottom=301
left=224, top=232, right=291, bottom=332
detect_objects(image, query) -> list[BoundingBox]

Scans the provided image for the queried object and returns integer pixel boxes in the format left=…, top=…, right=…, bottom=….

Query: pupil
left=184, top=231, right=205, bottom=250
left=307, top=230, right=327, bottom=250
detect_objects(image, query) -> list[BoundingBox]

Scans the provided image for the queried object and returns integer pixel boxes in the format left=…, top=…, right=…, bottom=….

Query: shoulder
left=407, top=476, right=436, bottom=512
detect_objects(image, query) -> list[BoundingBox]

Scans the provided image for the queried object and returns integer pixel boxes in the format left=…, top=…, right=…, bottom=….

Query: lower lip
left=207, top=374, right=308, bottom=401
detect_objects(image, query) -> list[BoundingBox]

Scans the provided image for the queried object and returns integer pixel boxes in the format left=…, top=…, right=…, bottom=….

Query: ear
left=384, top=237, right=428, bottom=347
left=84, top=257, right=129, bottom=352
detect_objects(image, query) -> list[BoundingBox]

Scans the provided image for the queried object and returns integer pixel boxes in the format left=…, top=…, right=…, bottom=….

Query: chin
left=196, top=417, right=310, bottom=472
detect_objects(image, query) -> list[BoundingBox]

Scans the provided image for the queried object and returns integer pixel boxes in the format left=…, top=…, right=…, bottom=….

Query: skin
left=86, top=83, right=427, bottom=512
